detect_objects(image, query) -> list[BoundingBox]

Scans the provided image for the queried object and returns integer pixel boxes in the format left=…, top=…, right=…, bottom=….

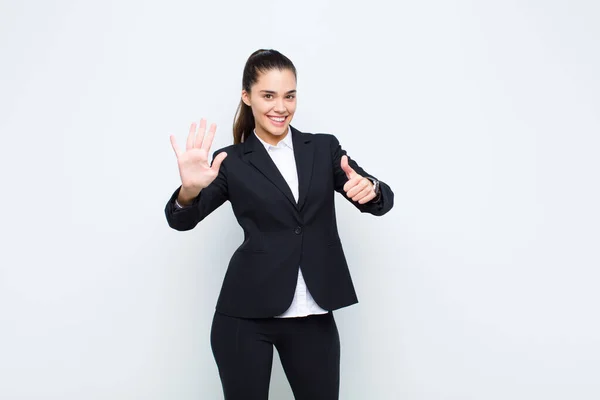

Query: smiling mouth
left=267, top=116, right=287, bottom=123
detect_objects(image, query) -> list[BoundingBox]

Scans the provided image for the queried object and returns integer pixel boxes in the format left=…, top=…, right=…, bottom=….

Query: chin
left=263, top=124, right=289, bottom=136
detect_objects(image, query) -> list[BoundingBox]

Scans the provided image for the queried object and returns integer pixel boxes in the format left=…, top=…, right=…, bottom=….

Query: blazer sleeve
left=164, top=149, right=229, bottom=231
left=330, top=134, right=394, bottom=216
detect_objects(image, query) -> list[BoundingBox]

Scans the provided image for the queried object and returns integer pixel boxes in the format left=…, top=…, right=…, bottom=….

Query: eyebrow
left=260, top=90, right=297, bottom=94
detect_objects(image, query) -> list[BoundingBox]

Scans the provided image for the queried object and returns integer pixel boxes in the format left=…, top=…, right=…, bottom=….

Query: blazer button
left=294, top=226, right=302, bottom=235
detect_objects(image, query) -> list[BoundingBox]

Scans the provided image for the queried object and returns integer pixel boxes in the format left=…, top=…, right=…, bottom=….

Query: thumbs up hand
left=341, top=155, right=377, bottom=204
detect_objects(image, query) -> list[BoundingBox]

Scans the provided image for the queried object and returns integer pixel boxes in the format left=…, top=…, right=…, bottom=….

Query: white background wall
left=1, top=0, right=599, bottom=399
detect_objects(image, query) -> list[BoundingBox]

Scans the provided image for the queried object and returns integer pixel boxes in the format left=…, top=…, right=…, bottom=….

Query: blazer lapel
left=243, top=131, right=298, bottom=208
left=291, top=126, right=314, bottom=211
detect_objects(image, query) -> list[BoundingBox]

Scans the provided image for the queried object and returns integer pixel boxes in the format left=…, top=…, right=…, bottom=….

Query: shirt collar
left=253, top=127, right=293, bottom=151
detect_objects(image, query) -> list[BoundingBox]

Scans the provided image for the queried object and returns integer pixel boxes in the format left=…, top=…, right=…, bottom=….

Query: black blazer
left=165, top=126, right=393, bottom=318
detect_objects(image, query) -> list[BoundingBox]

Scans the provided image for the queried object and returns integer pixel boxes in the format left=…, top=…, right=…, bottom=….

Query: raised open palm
left=170, top=118, right=227, bottom=192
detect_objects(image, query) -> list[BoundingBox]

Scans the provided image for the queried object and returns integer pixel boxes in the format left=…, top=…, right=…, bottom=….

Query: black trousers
left=210, top=311, right=341, bottom=400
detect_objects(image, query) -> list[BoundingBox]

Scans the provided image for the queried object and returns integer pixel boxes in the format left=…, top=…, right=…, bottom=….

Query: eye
left=286, top=94, right=296, bottom=99
left=264, top=94, right=273, bottom=99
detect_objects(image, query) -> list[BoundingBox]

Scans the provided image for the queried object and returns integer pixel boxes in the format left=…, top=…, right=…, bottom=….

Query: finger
left=194, top=118, right=207, bottom=148
left=343, top=175, right=364, bottom=194
left=357, top=191, right=376, bottom=204
left=170, top=135, right=181, bottom=158
left=186, top=122, right=197, bottom=151
left=343, top=177, right=358, bottom=193
left=346, top=177, right=369, bottom=197
left=352, top=183, right=373, bottom=201
left=202, top=123, right=217, bottom=152
left=341, top=155, right=356, bottom=179
left=210, top=151, right=228, bottom=171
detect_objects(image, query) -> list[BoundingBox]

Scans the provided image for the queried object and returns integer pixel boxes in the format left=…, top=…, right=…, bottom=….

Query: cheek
left=250, top=104, right=267, bottom=119
left=254, top=103, right=271, bottom=116
left=286, top=102, right=297, bottom=115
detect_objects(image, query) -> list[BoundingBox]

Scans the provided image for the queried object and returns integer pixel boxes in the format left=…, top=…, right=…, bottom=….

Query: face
left=242, top=68, right=297, bottom=145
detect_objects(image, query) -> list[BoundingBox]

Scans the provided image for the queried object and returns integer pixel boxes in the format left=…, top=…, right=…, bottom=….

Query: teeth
left=269, top=116, right=285, bottom=122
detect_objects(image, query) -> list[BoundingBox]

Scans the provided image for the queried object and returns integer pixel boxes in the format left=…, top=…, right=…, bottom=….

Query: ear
left=241, top=90, right=251, bottom=107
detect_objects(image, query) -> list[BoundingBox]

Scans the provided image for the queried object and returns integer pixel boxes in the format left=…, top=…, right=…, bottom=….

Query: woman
left=165, top=49, right=393, bottom=400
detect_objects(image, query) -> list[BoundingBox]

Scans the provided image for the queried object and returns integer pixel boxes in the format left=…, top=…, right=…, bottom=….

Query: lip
left=267, top=115, right=288, bottom=127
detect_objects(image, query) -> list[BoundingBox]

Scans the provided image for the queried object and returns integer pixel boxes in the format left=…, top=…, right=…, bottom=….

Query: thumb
left=211, top=152, right=228, bottom=171
left=341, top=155, right=355, bottom=179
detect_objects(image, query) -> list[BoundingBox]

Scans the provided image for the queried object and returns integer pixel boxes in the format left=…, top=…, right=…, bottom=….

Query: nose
left=274, top=98, right=286, bottom=113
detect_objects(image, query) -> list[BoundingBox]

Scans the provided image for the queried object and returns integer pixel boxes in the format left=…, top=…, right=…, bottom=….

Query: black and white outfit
left=165, top=126, right=393, bottom=399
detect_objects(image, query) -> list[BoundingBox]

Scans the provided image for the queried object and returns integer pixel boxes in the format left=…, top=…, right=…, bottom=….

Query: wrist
left=178, top=186, right=201, bottom=206
left=366, top=177, right=381, bottom=203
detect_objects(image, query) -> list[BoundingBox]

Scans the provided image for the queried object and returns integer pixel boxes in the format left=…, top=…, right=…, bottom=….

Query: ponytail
left=233, top=99, right=255, bottom=144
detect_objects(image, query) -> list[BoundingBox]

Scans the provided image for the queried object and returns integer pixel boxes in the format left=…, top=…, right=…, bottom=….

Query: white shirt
left=253, top=129, right=329, bottom=318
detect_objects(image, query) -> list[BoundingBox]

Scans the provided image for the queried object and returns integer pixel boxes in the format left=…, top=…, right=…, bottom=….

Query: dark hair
left=232, top=49, right=297, bottom=144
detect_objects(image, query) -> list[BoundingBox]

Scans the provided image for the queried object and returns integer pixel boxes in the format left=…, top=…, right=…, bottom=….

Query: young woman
left=165, top=49, right=393, bottom=400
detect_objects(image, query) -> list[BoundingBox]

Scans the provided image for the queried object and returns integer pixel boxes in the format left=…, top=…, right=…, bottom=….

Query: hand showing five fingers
left=170, top=118, right=227, bottom=194
left=341, top=155, right=377, bottom=204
